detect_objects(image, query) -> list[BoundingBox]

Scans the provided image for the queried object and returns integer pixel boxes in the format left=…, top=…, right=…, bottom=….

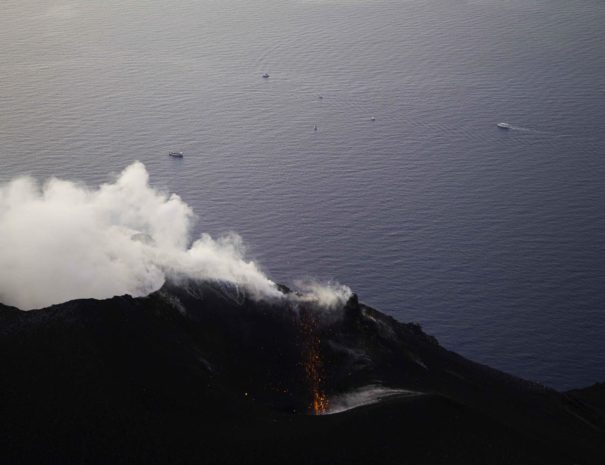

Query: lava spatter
left=300, top=310, right=329, bottom=415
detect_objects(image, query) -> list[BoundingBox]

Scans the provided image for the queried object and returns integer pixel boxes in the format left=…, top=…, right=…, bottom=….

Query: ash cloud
left=0, top=162, right=350, bottom=310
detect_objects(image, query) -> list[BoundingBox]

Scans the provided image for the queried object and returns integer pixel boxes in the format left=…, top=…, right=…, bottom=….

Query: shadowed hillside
left=1, top=280, right=604, bottom=464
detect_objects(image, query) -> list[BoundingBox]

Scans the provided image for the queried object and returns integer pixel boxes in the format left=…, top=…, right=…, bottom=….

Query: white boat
left=262, top=73, right=270, bottom=79
left=497, top=122, right=511, bottom=129
left=169, top=152, right=183, bottom=158
left=370, top=116, right=376, bottom=121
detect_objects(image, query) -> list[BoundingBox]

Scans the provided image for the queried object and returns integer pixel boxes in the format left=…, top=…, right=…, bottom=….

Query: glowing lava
left=300, top=311, right=329, bottom=415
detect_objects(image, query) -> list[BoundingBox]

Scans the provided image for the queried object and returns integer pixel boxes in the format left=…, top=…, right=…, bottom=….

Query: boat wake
left=497, top=122, right=531, bottom=132
left=496, top=122, right=574, bottom=138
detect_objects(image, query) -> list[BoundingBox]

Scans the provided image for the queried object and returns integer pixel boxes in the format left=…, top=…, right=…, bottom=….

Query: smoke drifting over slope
left=0, top=162, right=349, bottom=310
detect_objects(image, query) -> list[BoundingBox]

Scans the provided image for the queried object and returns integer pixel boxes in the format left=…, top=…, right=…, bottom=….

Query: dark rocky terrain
left=1, top=279, right=604, bottom=464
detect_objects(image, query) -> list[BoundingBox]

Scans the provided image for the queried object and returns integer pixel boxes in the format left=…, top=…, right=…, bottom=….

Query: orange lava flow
left=300, top=312, right=329, bottom=415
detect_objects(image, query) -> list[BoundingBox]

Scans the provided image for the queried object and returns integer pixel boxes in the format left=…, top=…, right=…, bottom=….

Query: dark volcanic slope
left=568, top=383, right=605, bottom=417
left=1, top=280, right=604, bottom=465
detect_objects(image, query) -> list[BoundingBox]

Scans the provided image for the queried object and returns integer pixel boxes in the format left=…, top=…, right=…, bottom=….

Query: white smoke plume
left=292, top=280, right=353, bottom=309
left=0, top=162, right=281, bottom=309
left=0, top=162, right=351, bottom=311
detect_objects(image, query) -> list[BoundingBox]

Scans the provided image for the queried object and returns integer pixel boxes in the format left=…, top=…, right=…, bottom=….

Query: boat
left=262, top=73, right=270, bottom=79
left=314, top=125, right=318, bottom=131
left=497, top=122, right=511, bottom=129
left=370, top=116, right=376, bottom=121
left=169, top=152, right=183, bottom=158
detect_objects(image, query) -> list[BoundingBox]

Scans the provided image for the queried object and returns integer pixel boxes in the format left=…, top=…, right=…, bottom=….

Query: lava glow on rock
left=300, top=310, right=329, bottom=415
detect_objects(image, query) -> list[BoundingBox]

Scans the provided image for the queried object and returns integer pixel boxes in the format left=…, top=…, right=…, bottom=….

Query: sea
left=1, top=0, right=604, bottom=390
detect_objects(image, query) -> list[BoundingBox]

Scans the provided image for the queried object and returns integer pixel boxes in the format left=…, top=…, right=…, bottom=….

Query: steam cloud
left=0, top=162, right=350, bottom=310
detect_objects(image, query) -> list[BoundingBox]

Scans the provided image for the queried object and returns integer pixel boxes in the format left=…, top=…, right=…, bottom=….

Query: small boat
left=370, top=116, right=376, bottom=121
left=314, top=125, right=318, bottom=131
left=318, top=95, right=323, bottom=100
left=262, top=73, right=270, bottom=79
left=169, top=152, right=183, bottom=158
left=497, top=122, right=511, bottom=130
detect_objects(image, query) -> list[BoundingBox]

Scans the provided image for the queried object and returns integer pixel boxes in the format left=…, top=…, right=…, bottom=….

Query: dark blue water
left=1, top=0, right=604, bottom=389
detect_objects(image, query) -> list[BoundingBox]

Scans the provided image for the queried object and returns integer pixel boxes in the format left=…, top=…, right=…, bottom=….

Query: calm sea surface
left=1, top=0, right=604, bottom=389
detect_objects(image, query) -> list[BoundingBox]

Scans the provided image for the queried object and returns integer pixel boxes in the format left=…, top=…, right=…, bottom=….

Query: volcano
left=1, top=279, right=604, bottom=464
